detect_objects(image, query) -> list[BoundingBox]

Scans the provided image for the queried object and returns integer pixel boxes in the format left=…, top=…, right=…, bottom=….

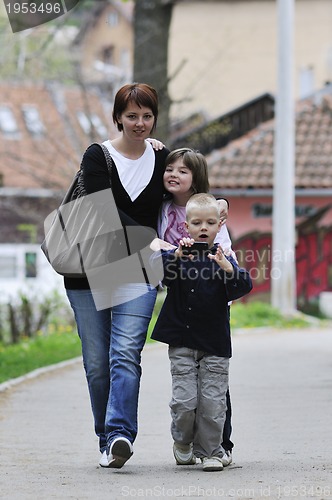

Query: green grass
left=228, top=301, right=312, bottom=329
left=146, top=296, right=313, bottom=342
left=0, top=329, right=81, bottom=384
left=0, top=299, right=318, bottom=384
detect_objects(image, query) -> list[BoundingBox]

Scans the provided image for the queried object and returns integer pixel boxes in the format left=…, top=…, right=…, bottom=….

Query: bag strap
left=99, top=143, right=114, bottom=186
left=74, top=143, right=114, bottom=199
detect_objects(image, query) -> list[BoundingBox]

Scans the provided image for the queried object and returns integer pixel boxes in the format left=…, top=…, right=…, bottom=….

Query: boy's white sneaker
left=202, top=456, right=224, bottom=472
left=173, top=442, right=196, bottom=465
left=99, top=450, right=109, bottom=467
left=221, top=450, right=232, bottom=466
left=100, top=437, right=133, bottom=468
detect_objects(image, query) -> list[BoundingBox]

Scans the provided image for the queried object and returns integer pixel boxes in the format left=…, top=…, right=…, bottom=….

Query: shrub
left=0, top=291, right=74, bottom=345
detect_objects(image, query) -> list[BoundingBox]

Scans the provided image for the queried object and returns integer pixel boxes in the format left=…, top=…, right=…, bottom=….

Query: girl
left=158, top=148, right=233, bottom=252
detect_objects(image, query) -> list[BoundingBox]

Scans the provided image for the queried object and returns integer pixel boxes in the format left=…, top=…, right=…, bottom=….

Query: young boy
left=151, top=193, right=252, bottom=472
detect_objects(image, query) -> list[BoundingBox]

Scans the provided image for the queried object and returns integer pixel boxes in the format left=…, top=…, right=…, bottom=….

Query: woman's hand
left=147, top=138, right=165, bottom=150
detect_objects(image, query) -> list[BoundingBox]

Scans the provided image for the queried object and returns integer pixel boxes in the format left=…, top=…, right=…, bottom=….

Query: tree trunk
left=133, top=0, right=174, bottom=143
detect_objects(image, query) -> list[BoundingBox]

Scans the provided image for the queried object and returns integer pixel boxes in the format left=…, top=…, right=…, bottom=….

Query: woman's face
left=163, top=157, right=193, bottom=196
left=117, top=102, right=155, bottom=142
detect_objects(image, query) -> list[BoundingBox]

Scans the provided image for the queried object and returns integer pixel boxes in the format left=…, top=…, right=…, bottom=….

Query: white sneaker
left=202, top=456, right=224, bottom=472
left=100, top=437, right=133, bottom=468
left=173, top=442, right=196, bottom=465
left=221, top=450, right=232, bottom=466
left=99, top=450, right=109, bottom=467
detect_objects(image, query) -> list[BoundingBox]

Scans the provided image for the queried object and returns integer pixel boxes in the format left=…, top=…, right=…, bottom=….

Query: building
left=72, top=0, right=133, bottom=93
left=72, top=0, right=332, bottom=122
left=0, top=83, right=116, bottom=300
left=169, top=0, right=332, bottom=120
left=205, top=86, right=332, bottom=307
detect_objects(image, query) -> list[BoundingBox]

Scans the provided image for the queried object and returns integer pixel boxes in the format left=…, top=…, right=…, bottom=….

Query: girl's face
left=117, top=102, right=155, bottom=142
left=163, top=158, right=193, bottom=197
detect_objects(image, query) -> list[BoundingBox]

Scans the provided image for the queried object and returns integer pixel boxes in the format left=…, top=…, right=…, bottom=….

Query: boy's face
left=185, top=206, right=222, bottom=248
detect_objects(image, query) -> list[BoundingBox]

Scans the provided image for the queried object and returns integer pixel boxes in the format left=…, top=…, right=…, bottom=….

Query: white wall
left=169, top=0, right=332, bottom=120
left=0, top=243, right=66, bottom=303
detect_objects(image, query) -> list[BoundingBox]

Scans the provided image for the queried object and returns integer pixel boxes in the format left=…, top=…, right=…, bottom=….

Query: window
left=77, top=111, right=108, bottom=137
left=101, top=45, right=114, bottom=65
left=91, top=114, right=108, bottom=137
left=22, top=105, right=45, bottom=137
left=25, top=252, right=37, bottom=278
left=0, top=105, right=20, bottom=138
left=120, top=48, right=130, bottom=69
left=0, top=255, right=17, bottom=278
left=107, top=11, right=118, bottom=27
left=77, top=111, right=91, bottom=134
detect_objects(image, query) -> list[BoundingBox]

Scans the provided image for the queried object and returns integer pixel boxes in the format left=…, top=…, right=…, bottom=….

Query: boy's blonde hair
left=186, top=193, right=219, bottom=219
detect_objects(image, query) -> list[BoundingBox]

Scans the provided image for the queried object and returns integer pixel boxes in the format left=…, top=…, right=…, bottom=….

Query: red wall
left=226, top=196, right=332, bottom=304
left=226, top=196, right=332, bottom=240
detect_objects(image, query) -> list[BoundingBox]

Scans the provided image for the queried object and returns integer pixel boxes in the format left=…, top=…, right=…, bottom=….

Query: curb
left=233, top=324, right=332, bottom=335
left=0, top=356, right=82, bottom=394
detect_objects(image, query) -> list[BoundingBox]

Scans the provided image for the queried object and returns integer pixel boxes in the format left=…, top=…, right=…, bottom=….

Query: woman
left=65, top=83, right=169, bottom=469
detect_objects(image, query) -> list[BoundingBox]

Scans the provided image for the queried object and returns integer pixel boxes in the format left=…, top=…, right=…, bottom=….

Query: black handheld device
left=181, top=242, right=209, bottom=256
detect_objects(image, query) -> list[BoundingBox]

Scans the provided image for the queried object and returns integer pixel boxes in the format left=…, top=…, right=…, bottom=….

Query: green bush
left=230, top=301, right=311, bottom=329
left=0, top=291, right=74, bottom=345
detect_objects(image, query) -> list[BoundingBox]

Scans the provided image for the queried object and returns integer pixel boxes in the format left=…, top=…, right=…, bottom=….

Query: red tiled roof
left=0, top=83, right=116, bottom=191
left=207, top=90, right=332, bottom=190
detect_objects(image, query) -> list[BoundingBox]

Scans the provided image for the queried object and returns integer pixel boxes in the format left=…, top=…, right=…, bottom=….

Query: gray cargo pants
left=168, top=346, right=229, bottom=459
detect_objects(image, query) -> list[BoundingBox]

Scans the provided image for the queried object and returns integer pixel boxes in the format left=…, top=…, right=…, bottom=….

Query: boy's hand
left=208, top=245, right=234, bottom=273
left=175, top=237, right=195, bottom=259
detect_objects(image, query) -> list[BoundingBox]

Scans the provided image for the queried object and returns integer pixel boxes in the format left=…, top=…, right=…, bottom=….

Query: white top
left=102, top=140, right=155, bottom=201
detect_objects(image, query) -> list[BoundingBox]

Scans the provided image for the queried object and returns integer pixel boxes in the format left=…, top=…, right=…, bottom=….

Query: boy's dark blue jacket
left=151, top=244, right=253, bottom=357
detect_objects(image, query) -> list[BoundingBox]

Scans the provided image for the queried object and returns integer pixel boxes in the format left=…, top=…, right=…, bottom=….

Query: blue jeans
left=66, top=284, right=157, bottom=452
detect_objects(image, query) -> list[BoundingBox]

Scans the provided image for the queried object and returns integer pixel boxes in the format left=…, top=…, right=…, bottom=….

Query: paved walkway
left=1, top=327, right=332, bottom=500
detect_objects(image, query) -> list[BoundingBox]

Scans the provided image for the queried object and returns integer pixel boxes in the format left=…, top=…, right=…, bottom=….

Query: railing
left=170, top=93, right=275, bottom=155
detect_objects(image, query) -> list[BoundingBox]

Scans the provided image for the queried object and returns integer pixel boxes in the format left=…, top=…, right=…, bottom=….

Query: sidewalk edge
left=0, top=356, right=82, bottom=393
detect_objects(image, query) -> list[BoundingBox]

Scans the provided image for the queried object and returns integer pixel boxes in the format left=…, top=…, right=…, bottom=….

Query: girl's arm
left=147, top=138, right=165, bottom=150
left=214, top=224, right=237, bottom=262
left=150, top=238, right=177, bottom=252
left=216, top=198, right=229, bottom=225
